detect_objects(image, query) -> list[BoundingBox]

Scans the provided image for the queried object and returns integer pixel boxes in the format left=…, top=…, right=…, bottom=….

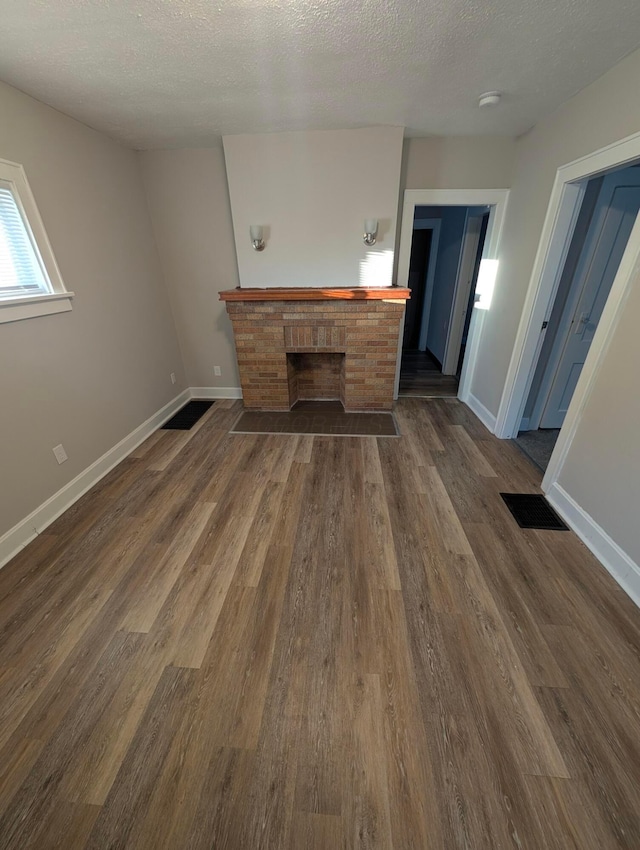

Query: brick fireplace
left=220, top=287, right=410, bottom=411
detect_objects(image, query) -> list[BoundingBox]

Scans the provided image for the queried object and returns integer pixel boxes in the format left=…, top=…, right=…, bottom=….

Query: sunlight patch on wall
left=359, top=249, right=394, bottom=287
left=475, top=259, right=499, bottom=310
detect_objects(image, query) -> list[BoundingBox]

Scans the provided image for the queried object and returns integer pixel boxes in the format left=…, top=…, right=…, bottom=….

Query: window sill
left=0, top=292, right=75, bottom=325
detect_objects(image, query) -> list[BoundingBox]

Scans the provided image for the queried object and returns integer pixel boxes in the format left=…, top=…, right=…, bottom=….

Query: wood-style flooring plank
left=523, top=774, right=623, bottom=850
left=288, top=811, right=344, bottom=850
left=118, top=500, right=216, bottom=633
left=82, top=665, right=196, bottom=850
left=463, top=521, right=570, bottom=687
left=0, top=737, right=43, bottom=818
left=294, top=434, right=315, bottom=464
left=161, top=746, right=255, bottom=850
left=0, top=533, right=61, bottom=606
left=58, top=639, right=169, bottom=806
left=345, top=673, right=394, bottom=849
left=534, top=684, right=640, bottom=848
left=449, top=423, right=498, bottom=477
left=120, top=589, right=261, bottom=848
left=375, top=590, right=444, bottom=849
left=0, top=631, right=147, bottom=849
left=30, top=801, right=102, bottom=850
left=0, top=399, right=639, bottom=849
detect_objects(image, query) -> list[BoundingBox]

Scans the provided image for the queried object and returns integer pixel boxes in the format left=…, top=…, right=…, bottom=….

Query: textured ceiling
left=2, top=0, right=640, bottom=149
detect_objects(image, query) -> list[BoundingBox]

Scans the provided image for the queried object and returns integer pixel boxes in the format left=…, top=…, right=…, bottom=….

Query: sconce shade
left=363, top=219, right=378, bottom=246
left=250, top=224, right=265, bottom=251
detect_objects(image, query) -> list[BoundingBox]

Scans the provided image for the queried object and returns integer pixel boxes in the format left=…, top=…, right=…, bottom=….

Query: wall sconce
left=363, top=219, right=378, bottom=246
left=250, top=225, right=265, bottom=252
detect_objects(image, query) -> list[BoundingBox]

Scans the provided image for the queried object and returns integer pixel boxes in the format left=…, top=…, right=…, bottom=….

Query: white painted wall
left=139, top=146, right=241, bottom=389
left=223, top=127, right=404, bottom=289
left=468, top=46, right=640, bottom=567
left=0, top=80, right=184, bottom=541
left=403, top=136, right=517, bottom=191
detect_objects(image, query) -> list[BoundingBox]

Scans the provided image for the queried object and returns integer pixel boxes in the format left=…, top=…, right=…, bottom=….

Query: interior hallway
left=0, top=399, right=639, bottom=849
left=399, top=349, right=459, bottom=397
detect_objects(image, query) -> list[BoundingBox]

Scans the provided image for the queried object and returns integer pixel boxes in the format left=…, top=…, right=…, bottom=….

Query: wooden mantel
left=219, top=286, right=411, bottom=302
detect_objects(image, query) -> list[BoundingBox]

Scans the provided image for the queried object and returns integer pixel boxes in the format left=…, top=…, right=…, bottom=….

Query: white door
left=540, top=170, right=640, bottom=428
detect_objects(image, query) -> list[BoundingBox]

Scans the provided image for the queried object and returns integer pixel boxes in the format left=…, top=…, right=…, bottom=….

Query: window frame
left=0, top=157, right=73, bottom=324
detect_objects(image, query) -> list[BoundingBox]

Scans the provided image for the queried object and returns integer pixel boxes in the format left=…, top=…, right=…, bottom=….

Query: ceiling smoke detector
left=478, top=91, right=502, bottom=108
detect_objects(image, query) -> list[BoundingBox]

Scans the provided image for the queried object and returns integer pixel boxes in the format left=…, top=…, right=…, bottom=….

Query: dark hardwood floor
left=0, top=397, right=639, bottom=848
left=399, top=349, right=459, bottom=397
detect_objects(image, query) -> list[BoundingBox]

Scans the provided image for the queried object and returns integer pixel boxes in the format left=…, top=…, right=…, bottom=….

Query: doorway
left=513, top=161, right=640, bottom=470
left=394, top=189, right=510, bottom=417
left=398, top=205, right=490, bottom=397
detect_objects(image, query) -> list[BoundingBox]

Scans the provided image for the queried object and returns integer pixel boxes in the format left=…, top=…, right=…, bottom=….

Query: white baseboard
left=0, top=389, right=190, bottom=569
left=463, top=392, right=497, bottom=434
left=546, top=482, right=640, bottom=608
left=190, top=386, right=243, bottom=399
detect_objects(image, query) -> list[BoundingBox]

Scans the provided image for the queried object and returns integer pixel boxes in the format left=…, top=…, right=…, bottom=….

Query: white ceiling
left=2, top=0, right=640, bottom=149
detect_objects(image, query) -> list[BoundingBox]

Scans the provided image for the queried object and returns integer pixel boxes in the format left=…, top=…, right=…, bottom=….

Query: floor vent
left=162, top=400, right=214, bottom=430
left=500, top=493, right=569, bottom=531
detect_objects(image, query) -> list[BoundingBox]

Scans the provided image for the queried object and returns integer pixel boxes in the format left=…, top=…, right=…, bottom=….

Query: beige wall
left=559, top=269, right=640, bottom=563
left=402, top=136, right=516, bottom=190
left=467, top=46, right=640, bottom=565
left=0, top=81, right=184, bottom=540
left=472, top=48, right=640, bottom=416
left=223, top=127, right=404, bottom=289
left=139, top=147, right=241, bottom=389
left=137, top=133, right=516, bottom=392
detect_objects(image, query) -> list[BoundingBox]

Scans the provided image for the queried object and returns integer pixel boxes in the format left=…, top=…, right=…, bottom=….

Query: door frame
left=442, top=211, right=485, bottom=375
left=411, top=218, right=441, bottom=351
left=527, top=169, right=640, bottom=432
left=395, top=189, right=510, bottom=404
left=493, top=129, right=640, bottom=491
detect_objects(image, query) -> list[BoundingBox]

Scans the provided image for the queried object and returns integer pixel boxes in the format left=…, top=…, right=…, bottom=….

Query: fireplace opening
left=287, top=352, right=346, bottom=409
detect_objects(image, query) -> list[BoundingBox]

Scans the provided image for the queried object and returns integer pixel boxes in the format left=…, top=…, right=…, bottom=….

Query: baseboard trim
left=0, top=389, right=191, bottom=569
left=546, top=482, right=640, bottom=608
left=190, top=386, right=243, bottom=400
left=464, top=392, right=497, bottom=434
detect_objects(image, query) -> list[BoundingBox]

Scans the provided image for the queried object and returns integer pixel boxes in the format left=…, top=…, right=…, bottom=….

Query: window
left=0, top=158, right=73, bottom=324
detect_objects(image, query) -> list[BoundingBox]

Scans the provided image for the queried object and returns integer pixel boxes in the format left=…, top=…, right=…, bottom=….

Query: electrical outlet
left=214, top=365, right=222, bottom=376
left=170, top=372, right=176, bottom=385
left=53, top=444, right=68, bottom=465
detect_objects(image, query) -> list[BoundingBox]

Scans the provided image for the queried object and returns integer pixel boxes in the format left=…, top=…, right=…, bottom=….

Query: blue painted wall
left=425, top=207, right=467, bottom=363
